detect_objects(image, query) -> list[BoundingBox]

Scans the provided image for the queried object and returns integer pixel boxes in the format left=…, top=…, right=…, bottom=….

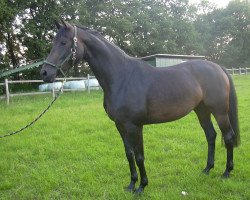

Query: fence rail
left=0, top=75, right=99, bottom=104
left=1, top=68, right=250, bottom=104
left=227, top=67, right=250, bottom=75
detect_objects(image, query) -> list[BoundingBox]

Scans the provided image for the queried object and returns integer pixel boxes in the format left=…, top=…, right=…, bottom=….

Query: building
left=141, top=54, right=205, bottom=67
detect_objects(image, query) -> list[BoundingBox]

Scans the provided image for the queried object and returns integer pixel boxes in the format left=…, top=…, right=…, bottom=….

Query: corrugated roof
left=141, top=54, right=205, bottom=60
left=0, top=60, right=44, bottom=78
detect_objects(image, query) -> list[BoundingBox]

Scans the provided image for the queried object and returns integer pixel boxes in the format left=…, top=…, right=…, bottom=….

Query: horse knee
left=207, top=132, right=216, bottom=145
left=224, top=131, right=235, bottom=148
left=125, top=149, right=133, bottom=158
left=135, top=154, right=144, bottom=165
left=125, top=150, right=135, bottom=164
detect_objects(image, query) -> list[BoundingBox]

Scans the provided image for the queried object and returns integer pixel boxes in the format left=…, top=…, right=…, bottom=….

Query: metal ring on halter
left=73, top=37, right=77, bottom=44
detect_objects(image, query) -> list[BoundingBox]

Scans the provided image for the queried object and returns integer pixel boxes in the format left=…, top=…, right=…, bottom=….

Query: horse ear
left=55, top=20, right=62, bottom=29
left=60, top=18, right=70, bottom=29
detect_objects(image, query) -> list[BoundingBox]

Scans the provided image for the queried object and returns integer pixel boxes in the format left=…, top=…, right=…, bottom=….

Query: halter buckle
left=73, top=37, right=77, bottom=43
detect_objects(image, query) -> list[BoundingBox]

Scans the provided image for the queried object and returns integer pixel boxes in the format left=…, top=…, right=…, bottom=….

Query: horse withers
left=40, top=20, right=240, bottom=194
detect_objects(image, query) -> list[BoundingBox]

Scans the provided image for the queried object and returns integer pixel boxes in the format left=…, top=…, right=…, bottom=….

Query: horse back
left=105, top=59, right=229, bottom=125
left=142, top=60, right=229, bottom=124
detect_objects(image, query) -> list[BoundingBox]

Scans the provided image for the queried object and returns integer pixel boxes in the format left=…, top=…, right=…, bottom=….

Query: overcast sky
left=190, top=0, right=231, bottom=8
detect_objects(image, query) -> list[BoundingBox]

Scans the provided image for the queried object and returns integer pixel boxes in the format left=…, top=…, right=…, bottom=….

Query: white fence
left=0, top=75, right=100, bottom=104
left=1, top=68, right=250, bottom=104
left=227, top=67, right=250, bottom=75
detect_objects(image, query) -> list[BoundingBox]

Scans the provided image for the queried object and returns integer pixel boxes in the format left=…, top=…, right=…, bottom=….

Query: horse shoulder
left=103, top=66, right=151, bottom=123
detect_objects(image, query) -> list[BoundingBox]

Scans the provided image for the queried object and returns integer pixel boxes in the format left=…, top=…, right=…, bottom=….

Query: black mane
left=76, top=25, right=104, bottom=38
left=76, top=25, right=128, bottom=56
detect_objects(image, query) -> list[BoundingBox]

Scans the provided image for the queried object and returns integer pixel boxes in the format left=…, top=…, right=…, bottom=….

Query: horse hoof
left=134, top=186, right=144, bottom=195
left=202, top=169, right=210, bottom=175
left=222, top=171, right=230, bottom=178
left=124, top=187, right=134, bottom=193
left=124, top=184, right=135, bottom=193
left=202, top=164, right=214, bottom=175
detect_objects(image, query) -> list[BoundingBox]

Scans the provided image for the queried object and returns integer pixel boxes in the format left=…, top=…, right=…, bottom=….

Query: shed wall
left=156, top=57, right=185, bottom=67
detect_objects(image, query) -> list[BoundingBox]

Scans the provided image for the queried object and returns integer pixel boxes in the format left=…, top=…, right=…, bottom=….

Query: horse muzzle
left=40, top=65, right=56, bottom=83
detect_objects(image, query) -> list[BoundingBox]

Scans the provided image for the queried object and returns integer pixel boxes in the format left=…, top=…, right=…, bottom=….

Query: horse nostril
left=41, top=70, right=47, bottom=77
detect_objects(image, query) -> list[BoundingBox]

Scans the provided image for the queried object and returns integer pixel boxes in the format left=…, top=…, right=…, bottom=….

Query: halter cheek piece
left=44, top=25, right=78, bottom=77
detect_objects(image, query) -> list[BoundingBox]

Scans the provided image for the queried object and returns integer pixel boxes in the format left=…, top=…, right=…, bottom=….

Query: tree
left=77, top=0, right=201, bottom=57
left=1, top=0, right=249, bottom=81
left=195, top=0, right=250, bottom=67
left=0, top=0, right=81, bottom=79
left=0, top=0, right=23, bottom=70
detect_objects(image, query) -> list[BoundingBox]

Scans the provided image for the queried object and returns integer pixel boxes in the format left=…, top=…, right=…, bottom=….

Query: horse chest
left=104, top=102, right=115, bottom=121
left=104, top=103, right=126, bottom=121
left=103, top=98, right=121, bottom=121
left=103, top=94, right=146, bottom=124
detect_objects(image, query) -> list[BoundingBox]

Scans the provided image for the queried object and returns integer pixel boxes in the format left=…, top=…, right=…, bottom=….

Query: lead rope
left=0, top=79, right=66, bottom=139
left=0, top=25, right=78, bottom=139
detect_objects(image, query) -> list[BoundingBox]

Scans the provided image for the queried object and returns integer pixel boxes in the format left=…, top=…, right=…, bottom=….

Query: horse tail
left=221, top=67, right=240, bottom=147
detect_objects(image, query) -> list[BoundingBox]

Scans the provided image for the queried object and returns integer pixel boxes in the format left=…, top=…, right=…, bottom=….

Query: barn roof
left=141, top=54, right=205, bottom=60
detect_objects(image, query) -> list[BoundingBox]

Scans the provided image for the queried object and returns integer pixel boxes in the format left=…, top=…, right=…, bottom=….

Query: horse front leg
left=124, top=123, right=148, bottom=194
left=116, top=122, right=148, bottom=194
left=133, top=125, right=148, bottom=194
left=116, top=122, right=138, bottom=192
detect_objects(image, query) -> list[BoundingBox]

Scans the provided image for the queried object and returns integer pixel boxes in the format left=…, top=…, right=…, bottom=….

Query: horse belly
left=146, top=82, right=202, bottom=124
left=146, top=101, right=195, bottom=124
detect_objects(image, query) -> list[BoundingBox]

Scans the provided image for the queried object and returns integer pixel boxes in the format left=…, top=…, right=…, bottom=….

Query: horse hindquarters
left=196, top=103, right=234, bottom=177
left=198, top=64, right=240, bottom=177
left=213, top=70, right=240, bottom=177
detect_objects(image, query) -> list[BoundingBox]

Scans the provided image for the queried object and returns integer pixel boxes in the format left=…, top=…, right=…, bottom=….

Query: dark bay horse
left=40, top=20, right=240, bottom=194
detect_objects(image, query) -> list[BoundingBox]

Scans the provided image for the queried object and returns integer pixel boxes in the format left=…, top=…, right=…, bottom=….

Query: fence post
left=232, top=67, right=234, bottom=75
left=52, top=88, right=55, bottom=99
left=87, top=74, right=90, bottom=93
left=5, top=78, right=10, bottom=105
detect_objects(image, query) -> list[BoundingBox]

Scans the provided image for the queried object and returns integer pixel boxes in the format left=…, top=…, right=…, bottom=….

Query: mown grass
left=0, top=75, right=250, bottom=199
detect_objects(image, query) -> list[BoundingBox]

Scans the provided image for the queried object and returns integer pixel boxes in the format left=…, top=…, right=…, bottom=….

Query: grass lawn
left=0, top=75, right=250, bottom=199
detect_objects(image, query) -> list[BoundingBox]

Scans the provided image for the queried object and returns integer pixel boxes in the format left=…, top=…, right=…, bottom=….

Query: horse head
left=40, top=20, right=84, bottom=82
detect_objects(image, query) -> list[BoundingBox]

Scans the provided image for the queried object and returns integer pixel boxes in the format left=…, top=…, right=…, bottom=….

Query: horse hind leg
left=214, top=113, right=235, bottom=178
left=195, top=104, right=217, bottom=174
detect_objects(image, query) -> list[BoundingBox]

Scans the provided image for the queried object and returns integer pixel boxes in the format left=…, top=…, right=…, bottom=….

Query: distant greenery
left=0, top=75, right=249, bottom=199
left=0, top=0, right=249, bottom=80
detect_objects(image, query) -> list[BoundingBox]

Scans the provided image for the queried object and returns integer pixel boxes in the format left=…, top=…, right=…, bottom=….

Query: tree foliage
left=195, top=0, right=250, bottom=67
left=0, top=0, right=249, bottom=79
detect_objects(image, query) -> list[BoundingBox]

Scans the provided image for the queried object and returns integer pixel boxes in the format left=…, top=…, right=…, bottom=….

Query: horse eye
left=61, top=41, right=67, bottom=46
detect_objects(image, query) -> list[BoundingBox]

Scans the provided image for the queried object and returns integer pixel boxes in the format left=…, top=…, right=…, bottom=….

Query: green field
left=0, top=75, right=250, bottom=199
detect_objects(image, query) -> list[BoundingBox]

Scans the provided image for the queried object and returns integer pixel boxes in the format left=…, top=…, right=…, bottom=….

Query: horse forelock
left=54, top=28, right=66, bottom=42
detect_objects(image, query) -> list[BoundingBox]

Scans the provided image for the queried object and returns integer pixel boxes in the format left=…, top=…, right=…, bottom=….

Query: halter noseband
left=44, top=25, right=78, bottom=77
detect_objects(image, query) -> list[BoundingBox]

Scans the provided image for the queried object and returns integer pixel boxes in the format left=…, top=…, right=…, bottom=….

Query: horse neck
left=81, top=30, right=133, bottom=93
